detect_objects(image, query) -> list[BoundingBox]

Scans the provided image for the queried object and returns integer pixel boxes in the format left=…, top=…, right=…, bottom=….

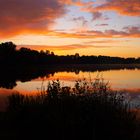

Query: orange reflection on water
left=0, top=69, right=140, bottom=111
left=97, top=69, right=140, bottom=89
left=12, top=69, right=140, bottom=96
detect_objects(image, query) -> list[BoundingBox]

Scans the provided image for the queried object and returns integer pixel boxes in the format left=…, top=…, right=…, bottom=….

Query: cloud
left=82, top=6, right=110, bottom=21
left=72, top=16, right=88, bottom=27
left=95, top=24, right=108, bottom=26
left=0, top=0, right=66, bottom=38
left=48, top=25, right=140, bottom=38
left=123, top=26, right=140, bottom=33
left=105, top=25, right=140, bottom=37
left=92, top=12, right=103, bottom=20
left=1, top=0, right=140, bottom=39
left=91, top=12, right=110, bottom=21
left=18, top=44, right=90, bottom=51
left=18, top=44, right=112, bottom=51
left=61, top=0, right=94, bottom=7
left=84, top=0, right=140, bottom=16
left=83, top=40, right=129, bottom=44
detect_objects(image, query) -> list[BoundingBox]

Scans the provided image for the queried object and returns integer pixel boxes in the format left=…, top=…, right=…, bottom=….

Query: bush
left=2, top=78, right=139, bottom=140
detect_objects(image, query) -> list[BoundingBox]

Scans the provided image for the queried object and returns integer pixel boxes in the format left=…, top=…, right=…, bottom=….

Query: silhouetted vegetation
left=0, top=42, right=140, bottom=66
left=0, top=79, right=139, bottom=140
left=0, top=41, right=140, bottom=89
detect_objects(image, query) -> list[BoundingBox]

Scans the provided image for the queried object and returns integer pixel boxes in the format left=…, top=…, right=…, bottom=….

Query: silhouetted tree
left=0, top=41, right=139, bottom=65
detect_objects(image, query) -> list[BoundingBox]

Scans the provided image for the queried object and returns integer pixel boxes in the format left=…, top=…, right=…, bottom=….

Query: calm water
left=13, top=69, right=140, bottom=94
left=0, top=65, right=140, bottom=110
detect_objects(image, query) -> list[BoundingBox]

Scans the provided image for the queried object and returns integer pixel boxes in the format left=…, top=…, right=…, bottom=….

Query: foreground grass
left=0, top=79, right=140, bottom=140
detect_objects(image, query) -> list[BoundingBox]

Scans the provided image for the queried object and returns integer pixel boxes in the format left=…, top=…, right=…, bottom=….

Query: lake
left=0, top=64, right=140, bottom=110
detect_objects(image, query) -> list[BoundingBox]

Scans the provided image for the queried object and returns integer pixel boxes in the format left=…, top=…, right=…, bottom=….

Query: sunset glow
left=0, top=0, right=140, bottom=57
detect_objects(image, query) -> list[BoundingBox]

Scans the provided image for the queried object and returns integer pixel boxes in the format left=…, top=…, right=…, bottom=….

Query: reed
left=2, top=78, right=139, bottom=140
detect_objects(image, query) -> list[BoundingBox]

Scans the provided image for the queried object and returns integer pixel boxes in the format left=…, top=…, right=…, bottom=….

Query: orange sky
left=0, top=0, right=140, bottom=57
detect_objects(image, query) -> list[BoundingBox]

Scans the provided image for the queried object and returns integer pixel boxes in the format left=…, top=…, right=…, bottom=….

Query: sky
left=0, top=0, right=140, bottom=57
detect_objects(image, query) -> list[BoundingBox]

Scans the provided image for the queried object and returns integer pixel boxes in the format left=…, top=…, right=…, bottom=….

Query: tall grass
left=2, top=78, right=139, bottom=140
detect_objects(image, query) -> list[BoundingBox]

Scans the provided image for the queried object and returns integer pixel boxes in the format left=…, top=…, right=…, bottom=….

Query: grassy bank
left=0, top=79, right=139, bottom=140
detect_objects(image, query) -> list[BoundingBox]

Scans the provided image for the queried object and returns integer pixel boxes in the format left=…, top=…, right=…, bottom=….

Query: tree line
left=0, top=42, right=140, bottom=65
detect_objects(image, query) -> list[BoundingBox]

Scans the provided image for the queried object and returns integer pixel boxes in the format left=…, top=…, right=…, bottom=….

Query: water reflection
left=0, top=64, right=140, bottom=90
left=0, top=64, right=140, bottom=111
left=11, top=69, right=140, bottom=94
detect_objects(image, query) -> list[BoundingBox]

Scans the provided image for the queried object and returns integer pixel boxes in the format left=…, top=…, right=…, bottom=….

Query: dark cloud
left=92, top=12, right=103, bottom=20
left=72, top=16, right=88, bottom=26
left=123, top=26, right=140, bottom=33
left=104, top=29, right=128, bottom=36
left=90, top=11, right=110, bottom=21
left=0, top=0, right=66, bottom=38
